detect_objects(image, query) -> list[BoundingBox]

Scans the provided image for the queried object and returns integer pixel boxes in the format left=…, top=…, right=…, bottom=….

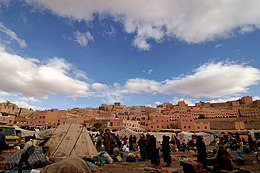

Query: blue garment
left=236, top=149, right=244, bottom=159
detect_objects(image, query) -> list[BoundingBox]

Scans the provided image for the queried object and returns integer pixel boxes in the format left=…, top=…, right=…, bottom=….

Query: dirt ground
left=97, top=151, right=260, bottom=173
left=1, top=150, right=260, bottom=173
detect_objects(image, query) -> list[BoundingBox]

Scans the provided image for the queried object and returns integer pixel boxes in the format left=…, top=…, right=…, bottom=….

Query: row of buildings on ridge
left=0, top=96, right=259, bottom=132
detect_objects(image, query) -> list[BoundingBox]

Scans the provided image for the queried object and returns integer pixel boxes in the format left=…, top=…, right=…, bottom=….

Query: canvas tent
left=14, top=125, right=35, bottom=137
left=194, top=132, right=214, bottom=145
left=115, top=128, right=142, bottom=139
left=178, top=131, right=194, bottom=143
left=45, top=124, right=98, bottom=160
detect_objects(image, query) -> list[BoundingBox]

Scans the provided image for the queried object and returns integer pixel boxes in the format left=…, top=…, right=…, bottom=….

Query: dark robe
left=213, top=149, right=233, bottom=173
left=129, top=135, right=133, bottom=150
left=138, top=136, right=147, bottom=161
left=149, top=135, right=160, bottom=166
left=162, top=136, right=172, bottom=166
left=196, top=137, right=207, bottom=168
left=145, top=134, right=151, bottom=160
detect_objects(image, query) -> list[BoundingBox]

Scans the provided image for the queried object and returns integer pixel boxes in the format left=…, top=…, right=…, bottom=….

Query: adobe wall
left=244, top=120, right=260, bottom=130
left=209, top=121, right=235, bottom=130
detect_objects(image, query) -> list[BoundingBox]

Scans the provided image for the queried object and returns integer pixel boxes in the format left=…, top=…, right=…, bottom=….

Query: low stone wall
left=196, top=117, right=260, bottom=130
left=244, top=120, right=260, bottom=130
left=209, top=121, right=235, bottom=130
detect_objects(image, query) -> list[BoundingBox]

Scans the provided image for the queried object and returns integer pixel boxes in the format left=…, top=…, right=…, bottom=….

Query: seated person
left=243, top=144, right=251, bottom=154
left=236, top=146, right=244, bottom=160
left=235, top=146, right=245, bottom=166
left=212, top=147, right=233, bottom=173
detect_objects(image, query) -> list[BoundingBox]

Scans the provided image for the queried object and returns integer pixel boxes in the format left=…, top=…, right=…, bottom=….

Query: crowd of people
left=92, top=129, right=173, bottom=167
left=91, top=129, right=260, bottom=172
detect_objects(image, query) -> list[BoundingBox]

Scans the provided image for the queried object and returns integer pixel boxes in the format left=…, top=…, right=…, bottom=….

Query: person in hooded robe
left=129, top=135, right=133, bottom=151
left=149, top=135, right=160, bottom=166
left=145, top=134, right=151, bottom=160
left=138, top=134, right=147, bottom=161
left=162, top=135, right=172, bottom=167
left=196, top=136, right=207, bottom=169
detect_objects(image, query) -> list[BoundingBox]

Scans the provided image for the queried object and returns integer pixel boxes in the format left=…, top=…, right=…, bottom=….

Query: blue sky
left=0, top=0, right=260, bottom=110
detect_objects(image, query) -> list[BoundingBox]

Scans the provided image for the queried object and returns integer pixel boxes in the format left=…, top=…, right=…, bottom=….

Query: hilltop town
left=1, top=96, right=259, bottom=132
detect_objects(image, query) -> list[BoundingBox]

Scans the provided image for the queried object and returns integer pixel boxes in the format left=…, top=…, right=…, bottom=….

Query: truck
left=0, top=124, right=20, bottom=147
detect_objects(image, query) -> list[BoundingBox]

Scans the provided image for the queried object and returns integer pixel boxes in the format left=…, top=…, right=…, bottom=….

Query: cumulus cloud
left=253, top=96, right=260, bottom=100
left=207, top=97, right=241, bottom=103
left=124, top=78, right=161, bottom=93
left=0, top=49, right=91, bottom=98
left=13, top=100, right=42, bottom=110
left=155, top=101, right=162, bottom=106
left=91, top=83, right=109, bottom=91
left=120, top=61, right=260, bottom=98
left=27, top=0, right=260, bottom=50
left=0, top=91, right=10, bottom=96
left=161, top=61, right=260, bottom=97
left=74, top=31, right=94, bottom=47
left=19, top=97, right=41, bottom=103
left=171, top=97, right=197, bottom=106
left=0, top=22, right=27, bottom=48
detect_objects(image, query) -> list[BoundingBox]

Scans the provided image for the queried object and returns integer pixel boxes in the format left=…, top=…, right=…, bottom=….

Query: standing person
left=18, top=138, right=35, bottom=173
left=212, top=147, right=233, bottom=173
left=196, top=136, right=207, bottom=169
left=0, top=130, right=6, bottom=155
left=129, top=135, right=133, bottom=151
left=138, top=134, right=147, bottom=161
left=145, top=134, right=151, bottom=160
left=103, top=129, right=111, bottom=153
left=162, top=135, right=172, bottom=167
left=149, top=135, right=160, bottom=166
left=132, top=135, right=137, bottom=151
left=122, top=136, right=128, bottom=146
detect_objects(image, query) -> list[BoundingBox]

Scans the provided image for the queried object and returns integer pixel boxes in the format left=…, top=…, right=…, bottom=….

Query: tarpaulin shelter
left=44, top=124, right=98, bottom=160
left=14, top=125, right=35, bottom=137
left=194, top=132, right=214, bottom=145
left=178, top=131, right=194, bottom=143
left=115, top=128, right=142, bottom=139
left=3, top=146, right=46, bottom=169
left=41, top=156, right=92, bottom=173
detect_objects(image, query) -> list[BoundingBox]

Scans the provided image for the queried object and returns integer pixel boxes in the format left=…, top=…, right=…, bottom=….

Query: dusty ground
left=97, top=151, right=260, bottom=173
left=1, top=150, right=260, bottom=173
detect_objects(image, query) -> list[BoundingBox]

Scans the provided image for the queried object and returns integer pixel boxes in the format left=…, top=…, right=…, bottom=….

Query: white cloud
left=19, top=97, right=41, bottom=103
left=170, top=97, right=197, bottom=106
left=91, top=83, right=109, bottom=91
left=119, top=61, right=260, bottom=98
left=133, top=37, right=150, bottom=51
left=253, top=96, right=260, bottom=100
left=0, top=49, right=91, bottom=98
left=215, top=44, right=223, bottom=48
left=207, top=97, right=241, bottom=103
left=148, top=69, right=153, bottom=75
left=27, top=0, right=260, bottom=50
left=74, top=31, right=94, bottom=47
left=13, top=100, right=42, bottom=110
left=124, top=78, right=161, bottom=93
left=155, top=101, right=162, bottom=105
left=0, top=91, right=10, bottom=96
left=161, top=61, right=260, bottom=97
left=0, top=22, right=27, bottom=48
left=239, top=25, right=255, bottom=34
